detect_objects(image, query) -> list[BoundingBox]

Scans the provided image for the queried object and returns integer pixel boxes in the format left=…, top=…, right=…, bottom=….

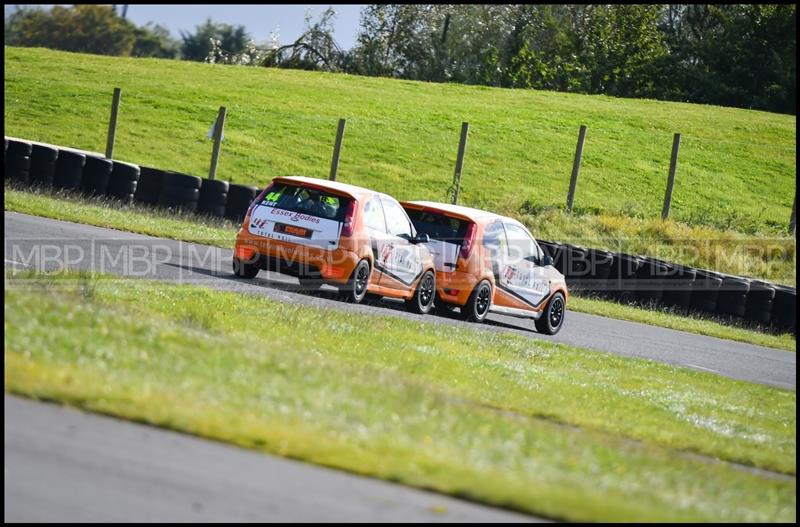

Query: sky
left=4, top=4, right=366, bottom=50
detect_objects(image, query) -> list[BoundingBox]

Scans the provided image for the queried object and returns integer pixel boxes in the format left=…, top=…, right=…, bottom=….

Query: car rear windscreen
left=259, top=183, right=352, bottom=222
left=405, top=209, right=471, bottom=245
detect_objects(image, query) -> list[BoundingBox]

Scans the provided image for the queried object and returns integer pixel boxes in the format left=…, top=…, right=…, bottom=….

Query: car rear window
left=259, top=183, right=352, bottom=222
left=405, top=209, right=471, bottom=244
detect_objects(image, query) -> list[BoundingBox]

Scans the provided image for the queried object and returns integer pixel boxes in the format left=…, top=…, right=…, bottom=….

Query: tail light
left=460, top=222, right=477, bottom=260
left=341, top=200, right=357, bottom=237
left=246, top=185, right=272, bottom=220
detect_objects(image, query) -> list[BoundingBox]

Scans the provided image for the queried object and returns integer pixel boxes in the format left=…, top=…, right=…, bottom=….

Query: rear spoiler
left=399, top=201, right=475, bottom=224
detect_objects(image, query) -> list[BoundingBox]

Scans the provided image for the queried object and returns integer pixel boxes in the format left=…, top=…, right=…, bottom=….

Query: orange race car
left=233, top=176, right=437, bottom=314
left=401, top=201, right=569, bottom=334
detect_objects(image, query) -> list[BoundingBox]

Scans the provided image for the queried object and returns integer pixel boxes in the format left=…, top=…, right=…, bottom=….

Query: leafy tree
left=5, top=5, right=137, bottom=56
left=180, top=19, right=251, bottom=61
left=132, top=23, right=180, bottom=59
left=262, top=7, right=343, bottom=71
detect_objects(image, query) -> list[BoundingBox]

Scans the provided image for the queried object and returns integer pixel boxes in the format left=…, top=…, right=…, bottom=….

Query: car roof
left=400, top=200, right=508, bottom=224
left=272, top=176, right=376, bottom=199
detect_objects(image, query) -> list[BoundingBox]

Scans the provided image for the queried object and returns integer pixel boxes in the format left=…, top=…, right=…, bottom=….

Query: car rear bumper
left=234, top=232, right=359, bottom=285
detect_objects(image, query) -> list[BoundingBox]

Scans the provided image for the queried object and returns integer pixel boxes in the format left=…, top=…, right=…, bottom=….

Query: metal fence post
left=105, top=87, right=121, bottom=159
left=208, top=106, right=226, bottom=180
left=329, top=118, right=346, bottom=181
left=451, top=122, right=469, bottom=205
left=566, top=125, right=587, bottom=212
left=662, top=133, right=681, bottom=220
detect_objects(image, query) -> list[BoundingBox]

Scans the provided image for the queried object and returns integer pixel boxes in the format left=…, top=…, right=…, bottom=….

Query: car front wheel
left=534, top=292, right=565, bottom=335
left=405, top=270, right=436, bottom=314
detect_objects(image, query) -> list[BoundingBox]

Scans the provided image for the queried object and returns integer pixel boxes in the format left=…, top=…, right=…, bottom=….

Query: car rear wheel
left=461, top=280, right=492, bottom=323
left=534, top=292, right=565, bottom=335
left=232, top=256, right=260, bottom=279
left=338, top=259, right=370, bottom=304
left=405, top=270, right=436, bottom=314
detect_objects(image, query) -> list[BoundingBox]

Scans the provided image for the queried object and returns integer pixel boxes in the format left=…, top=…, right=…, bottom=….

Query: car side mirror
left=412, top=233, right=430, bottom=244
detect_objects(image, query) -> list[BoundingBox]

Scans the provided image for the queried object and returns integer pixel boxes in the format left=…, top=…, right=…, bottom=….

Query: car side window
left=363, top=198, right=387, bottom=232
left=504, top=223, right=540, bottom=265
left=381, top=198, right=414, bottom=239
left=483, top=220, right=507, bottom=260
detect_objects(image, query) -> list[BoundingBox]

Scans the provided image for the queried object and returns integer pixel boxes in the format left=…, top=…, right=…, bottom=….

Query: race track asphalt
left=3, top=395, right=540, bottom=522
left=5, top=211, right=795, bottom=389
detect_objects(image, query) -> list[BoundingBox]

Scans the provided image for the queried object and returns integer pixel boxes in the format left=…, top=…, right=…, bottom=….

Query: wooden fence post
left=104, top=87, right=121, bottom=159
left=661, top=133, right=681, bottom=220
left=208, top=106, right=226, bottom=180
left=329, top=118, right=346, bottom=181
left=451, top=122, right=469, bottom=205
left=566, top=125, right=587, bottom=212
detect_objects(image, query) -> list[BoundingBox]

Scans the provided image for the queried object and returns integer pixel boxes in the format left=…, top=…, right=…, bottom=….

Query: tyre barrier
left=6, top=139, right=33, bottom=183
left=716, top=275, right=751, bottom=319
left=563, top=245, right=589, bottom=286
left=660, top=263, right=696, bottom=314
left=689, top=269, right=723, bottom=315
left=106, top=161, right=140, bottom=204
left=634, top=257, right=670, bottom=307
left=605, top=253, right=641, bottom=302
left=771, top=285, right=796, bottom=333
left=30, top=144, right=59, bottom=187
left=225, top=183, right=259, bottom=221
left=582, top=248, right=614, bottom=293
left=134, top=166, right=164, bottom=205
left=743, top=280, right=776, bottom=325
left=158, top=171, right=202, bottom=212
left=53, top=150, right=86, bottom=190
left=197, top=178, right=229, bottom=218
left=79, top=156, right=114, bottom=197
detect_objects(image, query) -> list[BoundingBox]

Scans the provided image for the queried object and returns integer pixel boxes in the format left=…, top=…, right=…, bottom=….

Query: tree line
left=5, top=4, right=795, bottom=115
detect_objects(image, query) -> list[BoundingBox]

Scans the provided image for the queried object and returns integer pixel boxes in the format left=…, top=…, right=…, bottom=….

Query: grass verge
left=4, top=271, right=796, bottom=521
left=5, top=185, right=794, bottom=352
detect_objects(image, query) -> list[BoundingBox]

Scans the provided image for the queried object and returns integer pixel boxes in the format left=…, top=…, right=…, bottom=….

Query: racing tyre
left=461, top=280, right=492, bottom=322
left=338, top=259, right=370, bottom=304
left=535, top=292, right=566, bottom=335
left=232, top=256, right=260, bottom=279
left=405, top=270, right=436, bottom=314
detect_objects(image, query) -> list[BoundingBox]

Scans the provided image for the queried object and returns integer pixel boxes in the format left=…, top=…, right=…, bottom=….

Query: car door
left=378, top=197, right=425, bottom=290
left=362, top=196, right=390, bottom=285
left=500, top=222, right=552, bottom=310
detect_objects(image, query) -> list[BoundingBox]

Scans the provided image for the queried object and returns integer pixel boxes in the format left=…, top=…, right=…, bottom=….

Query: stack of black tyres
left=715, top=275, right=751, bottom=319
left=743, top=280, right=776, bottom=325
left=107, top=161, right=140, bottom=204
left=158, top=171, right=202, bottom=212
left=689, top=269, right=723, bottom=315
left=30, top=144, right=59, bottom=186
left=6, top=139, right=33, bottom=183
left=197, top=178, right=229, bottom=217
left=225, top=183, right=259, bottom=221
left=54, top=150, right=86, bottom=190
left=660, top=263, right=697, bottom=314
left=134, top=166, right=164, bottom=205
left=634, top=257, right=670, bottom=307
left=80, top=156, right=114, bottom=197
left=584, top=248, right=614, bottom=295
left=771, top=286, right=796, bottom=333
left=608, top=253, right=641, bottom=302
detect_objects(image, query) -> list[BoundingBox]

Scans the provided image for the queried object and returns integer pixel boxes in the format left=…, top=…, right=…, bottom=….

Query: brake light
left=341, top=200, right=357, bottom=237
left=460, top=222, right=477, bottom=260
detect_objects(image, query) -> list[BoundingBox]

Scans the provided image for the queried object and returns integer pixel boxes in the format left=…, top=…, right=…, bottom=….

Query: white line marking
left=686, top=363, right=720, bottom=374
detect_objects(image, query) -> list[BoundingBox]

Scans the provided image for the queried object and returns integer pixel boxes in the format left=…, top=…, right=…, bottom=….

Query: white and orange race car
left=401, top=201, right=568, bottom=334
